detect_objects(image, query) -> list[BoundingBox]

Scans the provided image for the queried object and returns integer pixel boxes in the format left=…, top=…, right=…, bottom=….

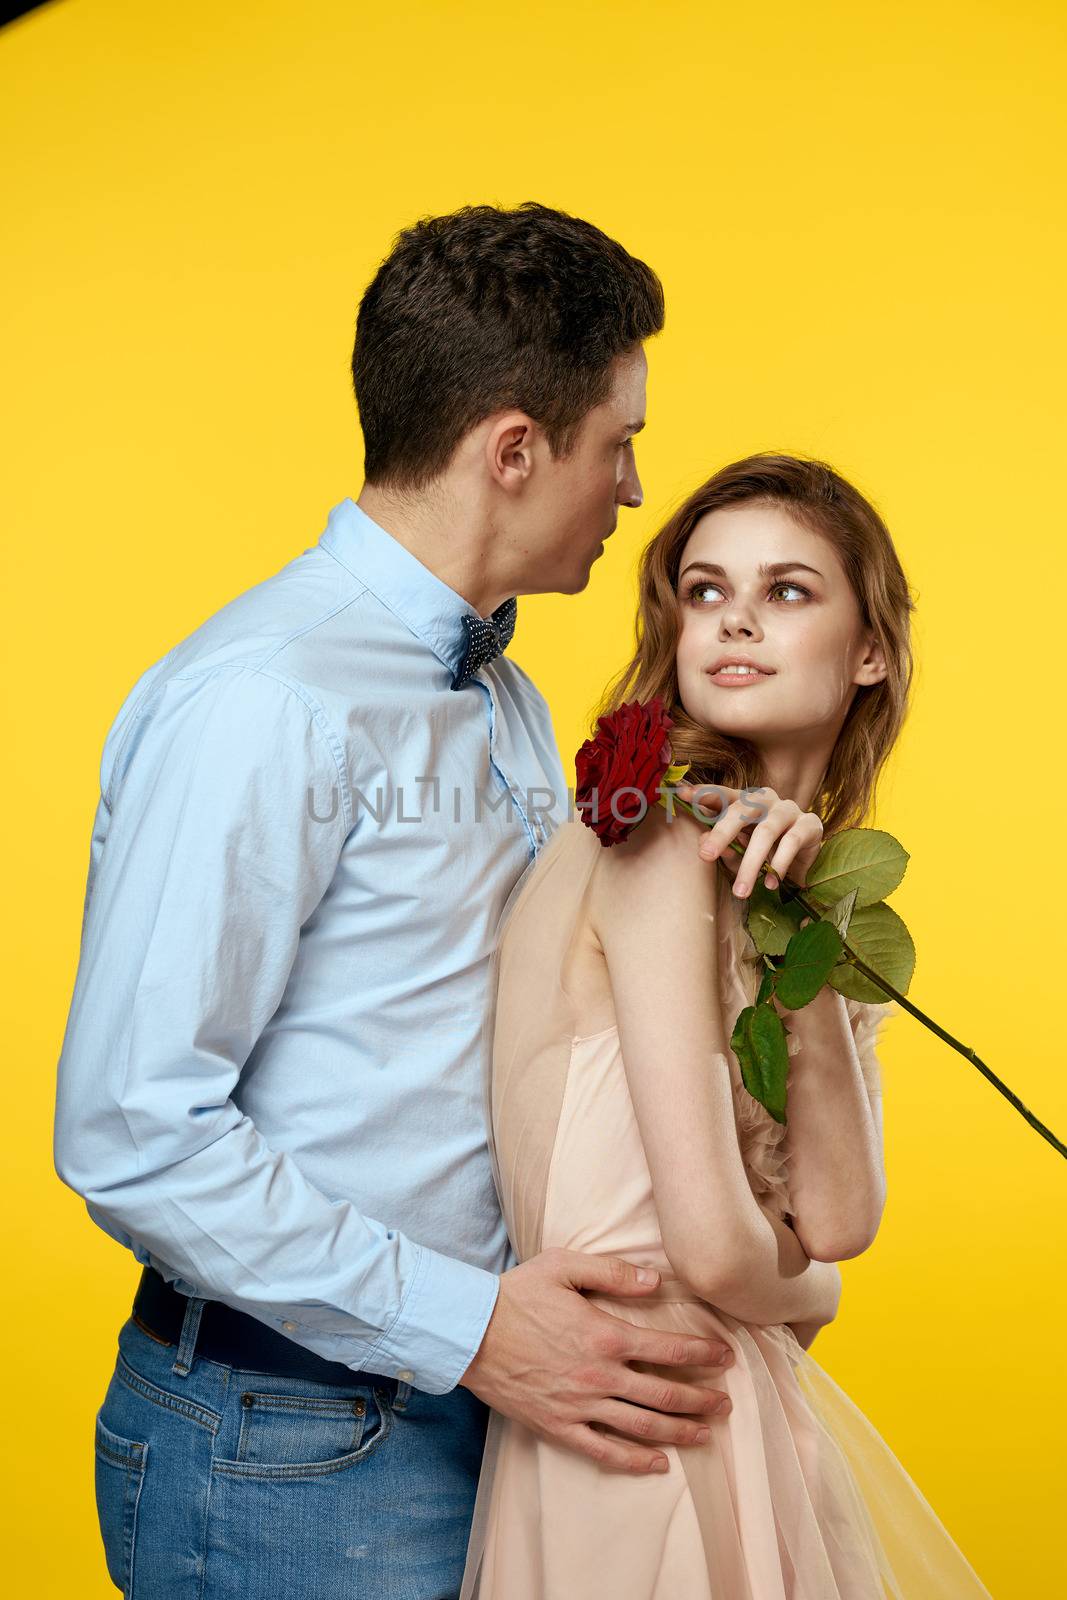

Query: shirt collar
left=318, top=498, right=514, bottom=684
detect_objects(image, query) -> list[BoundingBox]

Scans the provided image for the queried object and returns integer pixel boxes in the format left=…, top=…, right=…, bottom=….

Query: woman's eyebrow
left=678, top=559, right=824, bottom=580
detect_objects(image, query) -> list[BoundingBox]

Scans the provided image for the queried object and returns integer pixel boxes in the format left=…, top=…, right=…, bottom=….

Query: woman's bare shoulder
left=594, top=799, right=706, bottom=881
left=590, top=801, right=713, bottom=929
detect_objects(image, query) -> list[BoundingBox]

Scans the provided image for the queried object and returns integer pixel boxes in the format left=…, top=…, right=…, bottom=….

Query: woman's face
left=674, top=502, right=886, bottom=750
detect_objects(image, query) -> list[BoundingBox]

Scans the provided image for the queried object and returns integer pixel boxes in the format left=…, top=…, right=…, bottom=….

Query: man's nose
left=618, top=464, right=643, bottom=509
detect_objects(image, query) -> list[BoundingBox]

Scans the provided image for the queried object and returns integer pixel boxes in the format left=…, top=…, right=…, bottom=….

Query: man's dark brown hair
left=352, top=201, right=665, bottom=491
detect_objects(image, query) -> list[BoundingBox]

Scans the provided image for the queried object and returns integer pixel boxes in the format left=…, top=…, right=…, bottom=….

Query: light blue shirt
left=54, top=499, right=570, bottom=1395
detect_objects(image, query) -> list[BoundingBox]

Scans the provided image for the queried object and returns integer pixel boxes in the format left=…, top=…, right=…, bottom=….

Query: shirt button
left=396, top=1368, right=414, bottom=1382
left=282, top=1320, right=297, bottom=1331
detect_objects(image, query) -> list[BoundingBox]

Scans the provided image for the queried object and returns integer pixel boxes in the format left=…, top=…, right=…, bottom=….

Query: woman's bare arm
left=590, top=804, right=841, bottom=1328
left=673, top=776, right=890, bottom=1267
left=774, top=986, right=886, bottom=1261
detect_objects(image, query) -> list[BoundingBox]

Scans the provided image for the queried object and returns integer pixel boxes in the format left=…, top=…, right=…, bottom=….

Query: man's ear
left=485, top=412, right=536, bottom=491
left=854, top=628, right=888, bottom=687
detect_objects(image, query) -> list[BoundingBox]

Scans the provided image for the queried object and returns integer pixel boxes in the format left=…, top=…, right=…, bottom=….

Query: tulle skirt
left=461, top=1284, right=993, bottom=1600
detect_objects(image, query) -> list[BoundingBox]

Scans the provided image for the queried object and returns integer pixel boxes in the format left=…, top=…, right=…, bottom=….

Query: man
left=55, top=202, right=735, bottom=1597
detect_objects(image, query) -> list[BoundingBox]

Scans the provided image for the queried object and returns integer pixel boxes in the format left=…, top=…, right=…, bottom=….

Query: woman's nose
left=720, top=602, right=762, bottom=639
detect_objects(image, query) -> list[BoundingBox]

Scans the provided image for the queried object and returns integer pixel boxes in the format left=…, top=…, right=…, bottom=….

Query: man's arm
left=53, top=663, right=498, bottom=1395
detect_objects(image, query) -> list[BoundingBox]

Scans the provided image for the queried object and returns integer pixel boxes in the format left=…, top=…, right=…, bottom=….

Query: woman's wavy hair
left=593, top=453, right=915, bottom=835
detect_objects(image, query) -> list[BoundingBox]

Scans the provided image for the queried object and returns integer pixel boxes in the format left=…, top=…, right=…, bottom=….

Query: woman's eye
left=682, top=579, right=810, bottom=604
left=684, top=582, right=724, bottom=603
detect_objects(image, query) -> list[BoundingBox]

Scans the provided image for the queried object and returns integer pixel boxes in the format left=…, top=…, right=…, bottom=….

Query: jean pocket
left=214, top=1384, right=392, bottom=1479
left=94, top=1412, right=148, bottom=1595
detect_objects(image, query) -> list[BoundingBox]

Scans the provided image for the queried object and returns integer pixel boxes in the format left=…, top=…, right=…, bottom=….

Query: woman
left=459, top=454, right=992, bottom=1598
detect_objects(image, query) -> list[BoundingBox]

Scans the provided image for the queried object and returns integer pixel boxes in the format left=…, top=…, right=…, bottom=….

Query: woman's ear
left=853, top=628, right=888, bottom=687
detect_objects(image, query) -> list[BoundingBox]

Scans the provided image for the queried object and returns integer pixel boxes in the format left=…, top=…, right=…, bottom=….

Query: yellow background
left=3, top=0, right=1064, bottom=1592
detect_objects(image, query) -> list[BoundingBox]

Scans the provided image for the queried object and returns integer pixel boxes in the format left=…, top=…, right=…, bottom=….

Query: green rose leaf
left=804, top=828, right=909, bottom=910
left=824, top=885, right=858, bottom=940
left=756, top=964, right=777, bottom=1006
left=745, top=878, right=806, bottom=956
left=830, top=901, right=916, bottom=1002
left=730, top=1001, right=790, bottom=1124
left=775, top=919, right=845, bottom=1009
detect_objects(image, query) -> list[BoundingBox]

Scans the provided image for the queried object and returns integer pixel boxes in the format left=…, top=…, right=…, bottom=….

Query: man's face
left=515, top=345, right=647, bottom=594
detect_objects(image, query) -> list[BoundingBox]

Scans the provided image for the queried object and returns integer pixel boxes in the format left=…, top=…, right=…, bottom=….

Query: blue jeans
left=93, top=1295, right=491, bottom=1597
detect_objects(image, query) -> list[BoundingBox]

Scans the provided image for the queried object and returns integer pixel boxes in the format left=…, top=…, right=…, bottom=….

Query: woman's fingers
left=767, top=816, right=823, bottom=888
left=677, top=783, right=823, bottom=897
left=674, top=781, right=736, bottom=822
left=695, top=796, right=767, bottom=859
left=715, top=843, right=743, bottom=880
left=732, top=808, right=801, bottom=895
left=700, top=798, right=797, bottom=890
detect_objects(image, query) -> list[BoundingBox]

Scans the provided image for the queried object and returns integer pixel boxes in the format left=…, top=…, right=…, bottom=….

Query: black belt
left=131, top=1265, right=404, bottom=1392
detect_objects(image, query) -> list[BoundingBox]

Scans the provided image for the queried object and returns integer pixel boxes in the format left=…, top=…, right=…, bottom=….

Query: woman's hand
left=674, top=782, right=824, bottom=900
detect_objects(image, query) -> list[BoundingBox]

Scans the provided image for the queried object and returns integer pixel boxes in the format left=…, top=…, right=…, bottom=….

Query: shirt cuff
left=358, top=1243, right=501, bottom=1396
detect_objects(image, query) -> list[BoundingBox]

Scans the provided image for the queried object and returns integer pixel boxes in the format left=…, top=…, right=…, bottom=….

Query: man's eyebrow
left=625, top=420, right=646, bottom=434
left=678, top=559, right=824, bottom=580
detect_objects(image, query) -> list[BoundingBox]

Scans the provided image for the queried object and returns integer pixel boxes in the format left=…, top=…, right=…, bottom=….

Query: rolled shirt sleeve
left=54, top=663, right=499, bottom=1394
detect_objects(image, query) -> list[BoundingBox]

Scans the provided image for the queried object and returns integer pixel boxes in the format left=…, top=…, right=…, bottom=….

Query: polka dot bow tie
left=450, top=596, right=518, bottom=690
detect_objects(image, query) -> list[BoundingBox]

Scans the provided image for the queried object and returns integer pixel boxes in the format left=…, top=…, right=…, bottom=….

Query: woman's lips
left=707, top=667, right=775, bottom=687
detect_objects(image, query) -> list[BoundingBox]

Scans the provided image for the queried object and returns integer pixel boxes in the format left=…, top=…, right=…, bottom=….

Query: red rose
left=575, top=697, right=675, bottom=846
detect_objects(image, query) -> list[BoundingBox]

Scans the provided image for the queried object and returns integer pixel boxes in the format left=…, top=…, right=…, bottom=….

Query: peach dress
left=458, top=816, right=993, bottom=1600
